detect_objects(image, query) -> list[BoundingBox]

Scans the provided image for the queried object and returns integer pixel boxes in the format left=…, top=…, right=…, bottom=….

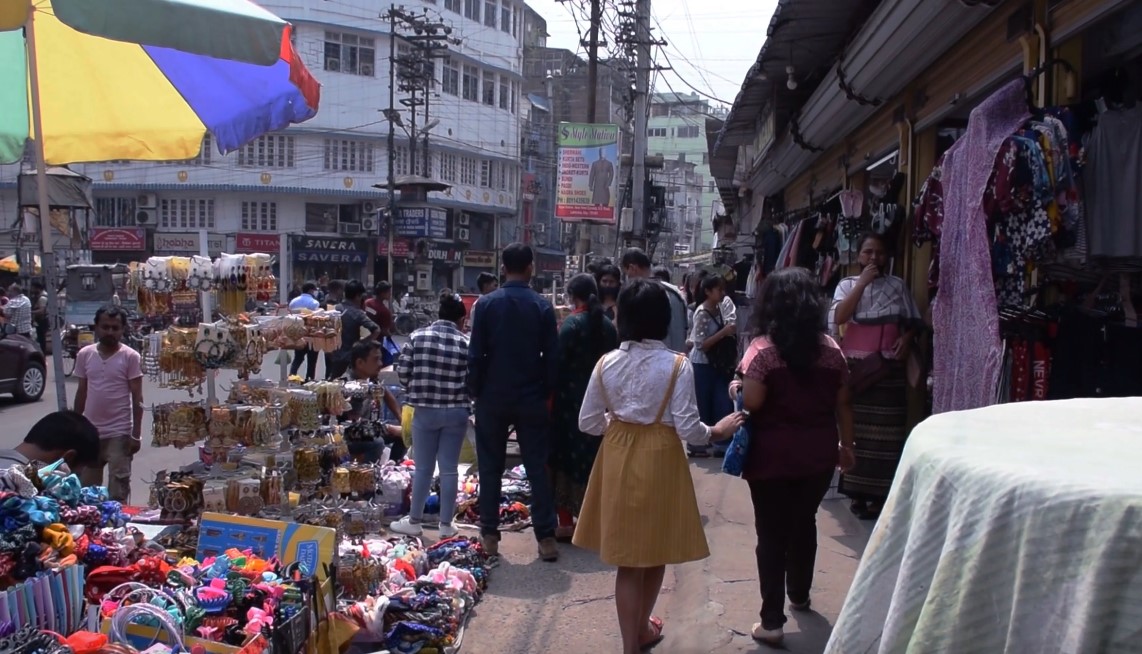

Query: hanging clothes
left=926, top=79, right=1031, bottom=414
left=1086, top=105, right=1142, bottom=260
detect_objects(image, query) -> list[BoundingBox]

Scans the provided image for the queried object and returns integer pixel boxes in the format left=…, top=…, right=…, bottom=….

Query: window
left=512, top=5, right=519, bottom=36
left=651, top=104, right=670, bottom=117
left=498, top=76, right=509, bottom=110
left=479, top=160, right=491, bottom=187
left=677, top=125, right=700, bottom=138
left=701, top=153, right=709, bottom=165
left=501, top=4, right=511, bottom=32
left=462, top=65, right=479, bottom=101
left=442, top=58, right=459, bottom=95
left=484, top=0, right=497, bottom=27
left=510, top=81, right=519, bottom=114
left=440, top=153, right=458, bottom=182
left=709, top=181, right=717, bottom=193
left=323, top=138, right=374, bottom=173
left=238, top=134, right=295, bottom=168
left=460, top=157, right=477, bottom=186
left=393, top=145, right=409, bottom=176
left=161, top=135, right=212, bottom=165
left=94, top=197, right=136, bottom=228
left=464, top=0, right=479, bottom=21
left=482, top=71, right=496, bottom=106
left=647, top=127, right=667, bottom=138
left=159, top=198, right=215, bottom=229
left=445, top=0, right=460, bottom=11
left=323, top=31, right=376, bottom=76
left=241, top=201, right=277, bottom=231
left=498, top=162, right=510, bottom=190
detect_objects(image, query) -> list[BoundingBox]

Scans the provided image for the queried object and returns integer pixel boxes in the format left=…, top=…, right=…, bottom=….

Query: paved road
left=0, top=353, right=871, bottom=653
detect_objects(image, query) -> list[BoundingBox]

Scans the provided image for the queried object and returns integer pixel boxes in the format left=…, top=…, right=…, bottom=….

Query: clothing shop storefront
left=153, top=232, right=228, bottom=258
left=714, top=0, right=1142, bottom=419
left=290, top=235, right=369, bottom=284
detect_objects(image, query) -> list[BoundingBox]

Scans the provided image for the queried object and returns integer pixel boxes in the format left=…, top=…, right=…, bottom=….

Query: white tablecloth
left=826, top=398, right=1142, bottom=654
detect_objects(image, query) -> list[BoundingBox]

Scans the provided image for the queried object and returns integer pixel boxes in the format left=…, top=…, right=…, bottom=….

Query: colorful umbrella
left=0, top=0, right=321, bottom=165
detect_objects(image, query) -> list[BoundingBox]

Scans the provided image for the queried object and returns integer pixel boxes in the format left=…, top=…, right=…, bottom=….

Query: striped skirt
left=573, top=420, right=710, bottom=567
left=839, top=360, right=909, bottom=502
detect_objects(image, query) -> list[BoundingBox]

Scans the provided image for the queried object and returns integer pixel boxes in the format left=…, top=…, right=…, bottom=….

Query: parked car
left=0, top=324, right=45, bottom=402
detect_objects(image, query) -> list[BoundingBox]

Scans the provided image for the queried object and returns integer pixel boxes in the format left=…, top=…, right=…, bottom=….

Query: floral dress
left=550, top=310, right=618, bottom=514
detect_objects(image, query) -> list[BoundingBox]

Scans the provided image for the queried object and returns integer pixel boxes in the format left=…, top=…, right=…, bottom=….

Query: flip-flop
left=639, top=616, right=664, bottom=651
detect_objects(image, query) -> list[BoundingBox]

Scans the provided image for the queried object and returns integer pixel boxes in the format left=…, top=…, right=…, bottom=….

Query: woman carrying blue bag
left=729, top=268, right=857, bottom=648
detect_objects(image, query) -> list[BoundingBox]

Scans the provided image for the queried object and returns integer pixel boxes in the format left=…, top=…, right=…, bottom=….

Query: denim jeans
left=474, top=400, right=557, bottom=541
left=409, top=407, right=470, bottom=525
left=693, top=362, right=733, bottom=453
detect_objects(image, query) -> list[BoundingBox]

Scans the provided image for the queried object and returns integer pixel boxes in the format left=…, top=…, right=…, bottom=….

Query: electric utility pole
left=382, top=5, right=457, bottom=282
left=630, top=0, right=652, bottom=246
left=575, top=0, right=604, bottom=264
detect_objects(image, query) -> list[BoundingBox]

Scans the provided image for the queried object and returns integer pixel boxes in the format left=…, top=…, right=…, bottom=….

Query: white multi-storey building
left=0, top=0, right=531, bottom=291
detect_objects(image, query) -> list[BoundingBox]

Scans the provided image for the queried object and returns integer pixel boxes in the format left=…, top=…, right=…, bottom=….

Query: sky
left=534, top=0, right=780, bottom=112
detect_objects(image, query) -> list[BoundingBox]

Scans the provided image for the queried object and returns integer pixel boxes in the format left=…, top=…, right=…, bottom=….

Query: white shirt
left=289, top=293, right=320, bottom=312
left=578, top=340, right=712, bottom=447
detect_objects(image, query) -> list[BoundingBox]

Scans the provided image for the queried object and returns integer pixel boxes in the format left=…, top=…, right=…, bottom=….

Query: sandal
left=639, top=616, right=664, bottom=651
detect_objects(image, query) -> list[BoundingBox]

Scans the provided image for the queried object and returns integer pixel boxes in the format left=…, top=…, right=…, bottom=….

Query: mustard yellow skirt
left=572, top=420, right=710, bottom=567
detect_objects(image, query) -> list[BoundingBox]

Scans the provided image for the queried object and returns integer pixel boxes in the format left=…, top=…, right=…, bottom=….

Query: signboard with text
left=90, top=227, right=145, bottom=251
left=235, top=233, right=280, bottom=254
left=556, top=123, right=620, bottom=223
left=154, top=232, right=226, bottom=255
left=462, top=250, right=495, bottom=267
left=393, top=206, right=447, bottom=238
left=290, top=236, right=368, bottom=265
left=425, top=247, right=463, bottom=264
left=377, top=238, right=412, bottom=258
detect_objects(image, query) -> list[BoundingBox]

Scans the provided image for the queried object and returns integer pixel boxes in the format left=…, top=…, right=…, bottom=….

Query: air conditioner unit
left=326, top=58, right=340, bottom=71
left=339, top=221, right=362, bottom=235
left=361, top=200, right=379, bottom=214
left=135, top=209, right=155, bottom=226
left=361, top=215, right=379, bottom=232
left=457, top=213, right=470, bottom=226
left=360, top=63, right=374, bottom=76
left=137, top=193, right=158, bottom=209
left=532, top=222, right=545, bottom=233
left=456, top=227, right=470, bottom=241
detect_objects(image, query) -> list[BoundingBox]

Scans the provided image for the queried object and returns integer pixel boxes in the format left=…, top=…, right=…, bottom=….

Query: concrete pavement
left=0, top=354, right=872, bottom=653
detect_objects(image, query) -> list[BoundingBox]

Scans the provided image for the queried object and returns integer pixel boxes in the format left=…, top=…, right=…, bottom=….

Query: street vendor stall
left=826, top=398, right=1142, bottom=654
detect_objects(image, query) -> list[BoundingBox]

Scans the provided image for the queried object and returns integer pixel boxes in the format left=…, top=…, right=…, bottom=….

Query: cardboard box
left=197, top=513, right=337, bottom=581
left=100, top=620, right=268, bottom=654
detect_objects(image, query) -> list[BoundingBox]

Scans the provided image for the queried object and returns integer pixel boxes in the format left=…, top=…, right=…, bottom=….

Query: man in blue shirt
left=288, top=281, right=321, bottom=380
left=468, top=243, right=559, bottom=562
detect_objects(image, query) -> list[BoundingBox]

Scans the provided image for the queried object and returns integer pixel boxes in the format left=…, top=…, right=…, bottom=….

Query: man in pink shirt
left=74, top=305, right=144, bottom=503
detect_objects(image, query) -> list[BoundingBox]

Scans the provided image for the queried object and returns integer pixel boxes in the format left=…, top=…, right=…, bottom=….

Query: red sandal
left=639, top=616, right=664, bottom=651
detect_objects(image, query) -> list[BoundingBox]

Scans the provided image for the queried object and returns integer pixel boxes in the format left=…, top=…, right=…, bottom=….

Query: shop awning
left=755, top=0, right=1002, bottom=198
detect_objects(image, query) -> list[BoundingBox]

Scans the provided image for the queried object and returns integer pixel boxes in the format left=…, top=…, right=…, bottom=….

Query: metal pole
left=630, top=0, right=651, bottom=241
left=422, top=91, right=430, bottom=178
left=408, top=88, right=417, bottom=177
left=24, top=6, right=67, bottom=410
left=386, top=4, right=397, bottom=284
left=278, top=235, right=288, bottom=385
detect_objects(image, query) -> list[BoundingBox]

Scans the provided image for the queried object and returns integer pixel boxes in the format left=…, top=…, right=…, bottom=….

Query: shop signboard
left=154, top=232, right=226, bottom=255
left=290, top=235, right=368, bottom=265
left=377, top=237, right=412, bottom=258
left=235, top=232, right=280, bottom=254
left=89, top=227, right=144, bottom=251
left=393, top=206, right=447, bottom=238
left=425, top=246, right=463, bottom=264
left=462, top=250, right=495, bottom=267
left=555, top=122, right=620, bottom=223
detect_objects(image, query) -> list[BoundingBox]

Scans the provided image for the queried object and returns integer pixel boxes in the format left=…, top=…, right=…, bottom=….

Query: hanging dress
left=573, top=355, right=711, bottom=567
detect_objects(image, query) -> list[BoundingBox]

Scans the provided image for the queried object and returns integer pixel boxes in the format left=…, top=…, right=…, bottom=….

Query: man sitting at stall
left=341, top=339, right=406, bottom=462
left=0, top=410, right=101, bottom=473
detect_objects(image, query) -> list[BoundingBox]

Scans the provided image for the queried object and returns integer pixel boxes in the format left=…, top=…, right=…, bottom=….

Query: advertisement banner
left=393, top=207, right=447, bottom=238
left=555, top=123, right=620, bottom=223
left=235, top=233, right=280, bottom=254
left=90, top=227, right=145, bottom=251
left=154, top=232, right=226, bottom=255
left=462, top=250, right=495, bottom=267
left=290, top=236, right=368, bottom=265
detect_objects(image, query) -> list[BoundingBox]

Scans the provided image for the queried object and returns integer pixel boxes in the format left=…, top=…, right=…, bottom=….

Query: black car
left=0, top=325, right=46, bottom=402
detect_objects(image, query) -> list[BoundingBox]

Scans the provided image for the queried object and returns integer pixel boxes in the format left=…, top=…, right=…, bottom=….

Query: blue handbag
left=721, top=392, right=751, bottom=477
left=381, top=336, right=401, bottom=366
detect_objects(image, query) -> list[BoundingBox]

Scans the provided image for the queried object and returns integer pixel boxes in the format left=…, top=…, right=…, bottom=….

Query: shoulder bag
left=701, top=307, right=738, bottom=378
left=846, top=324, right=891, bottom=395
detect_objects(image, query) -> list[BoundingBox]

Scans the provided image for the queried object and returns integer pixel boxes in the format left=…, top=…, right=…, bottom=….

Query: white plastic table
left=826, top=398, right=1142, bottom=654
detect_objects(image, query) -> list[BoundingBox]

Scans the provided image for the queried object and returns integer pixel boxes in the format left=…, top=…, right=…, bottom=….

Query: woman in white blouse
left=574, top=279, right=743, bottom=654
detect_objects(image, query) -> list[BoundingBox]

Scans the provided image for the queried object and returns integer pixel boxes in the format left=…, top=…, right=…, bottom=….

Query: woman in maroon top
left=741, top=268, right=856, bottom=646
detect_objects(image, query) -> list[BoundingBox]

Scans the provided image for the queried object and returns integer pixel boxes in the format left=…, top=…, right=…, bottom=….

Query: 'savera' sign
left=290, top=236, right=368, bottom=265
